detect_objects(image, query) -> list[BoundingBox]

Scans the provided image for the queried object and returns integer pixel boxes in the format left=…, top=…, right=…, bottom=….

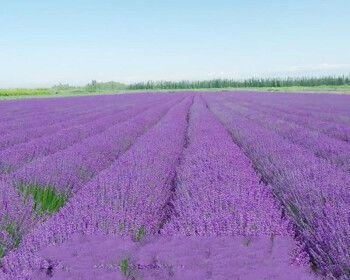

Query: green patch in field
left=0, top=245, right=5, bottom=259
left=119, top=258, right=131, bottom=277
left=0, top=221, right=22, bottom=260
left=5, top=222, right=21, bottom=248
left=135, top=226, right=146, bottom=242
left=20, top=185, right=68, bottom=216
left=0, top=88, right=51, bottom=97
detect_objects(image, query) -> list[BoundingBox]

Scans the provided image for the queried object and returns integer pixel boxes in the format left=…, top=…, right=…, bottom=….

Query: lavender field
left=0, top=92, right=349, bottom=280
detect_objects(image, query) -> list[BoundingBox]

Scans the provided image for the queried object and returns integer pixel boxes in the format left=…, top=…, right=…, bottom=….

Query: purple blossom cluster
left=0, top=91, right=348, bottom=279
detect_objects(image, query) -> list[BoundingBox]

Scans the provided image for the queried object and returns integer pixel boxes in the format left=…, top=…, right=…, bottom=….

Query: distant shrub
left=128, top=76, right=350, bottom=90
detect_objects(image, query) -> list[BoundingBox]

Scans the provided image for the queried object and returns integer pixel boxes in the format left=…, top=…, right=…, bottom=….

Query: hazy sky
left=1, top=0, right=350, bottom=87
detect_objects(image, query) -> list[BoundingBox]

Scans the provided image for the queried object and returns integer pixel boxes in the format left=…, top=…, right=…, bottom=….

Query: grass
left=0, top=88, right=51, bottom=98
left=119, top=258, right=131, bottom=277
left=0, top=88, right=126, bottom=100
left=1, top=77, right=350, bottom=100
left=5, top=223, right=21, bottom=248
left=0, top=185, right=67, bottom=260
left=0, top=245, right=5, bottom=259
left=1, top=85, right=349, bottom=101
left=0, top=221, right=22, bottom=260
left=20, top=185, right=68, bottom=216
left=0, top=185, right=66, bottom=260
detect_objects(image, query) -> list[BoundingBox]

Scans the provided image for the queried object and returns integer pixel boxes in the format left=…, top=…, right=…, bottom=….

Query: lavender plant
left=205, top=94, right=350, bottom=278
left=0, top=91, right=347, bottom=279
left=1, top=96, right=193, bottom=277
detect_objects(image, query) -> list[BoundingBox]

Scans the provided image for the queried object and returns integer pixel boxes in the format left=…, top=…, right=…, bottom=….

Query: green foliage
left=20, top=185, right=68, bottom=216
left=0, top=245, right=5, bottom=259
left=0, top=88, right=51, bottom=97
left=0, top=80, right=127, bottom=98
left=119, top=258, right=130, bottom=277
left=128, top=76, right=350, bottom=90
left=135, top=226, right=146, bottom=242
left=5, top=223, right=21, bottom=248
left=0, top=221, right=22, bottom=260
left=2, top=76, right=349, bottom=99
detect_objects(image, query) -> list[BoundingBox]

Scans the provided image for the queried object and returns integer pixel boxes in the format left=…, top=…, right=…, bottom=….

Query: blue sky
left=1, top=0, right=350, bottom=87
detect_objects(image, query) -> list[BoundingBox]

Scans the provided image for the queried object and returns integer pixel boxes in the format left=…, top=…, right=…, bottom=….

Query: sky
left=1, top=0, right=350, bottom=88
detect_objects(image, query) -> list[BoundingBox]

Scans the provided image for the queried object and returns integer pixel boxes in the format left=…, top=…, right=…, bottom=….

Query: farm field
left=1, top=85, right=350, bottom=101
left=0, top=92, right=349, bottom=280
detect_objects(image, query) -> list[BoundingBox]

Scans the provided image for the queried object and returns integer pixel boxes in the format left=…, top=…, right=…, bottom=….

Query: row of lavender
left=1, top=94, right=317, bottom=280
left=162, top=97, right=290, bottom=237
left=0, top=95, right=127, bottom=134
left=1, top=91, right=348, bottom=279
left=0, top=94, right=167, bottom=150
left=0, top=94, right=181, bottom=266
left=1, top=95, right=193, bottom=278
left=225, top=91, right=350, bottom=125
left=220, top=96, right=350, bottom=172
left=0, top=97, right=172, bottom=177
left=0, top=94, right=157, bottom=125
left=204, top=93, right=350, bottom=279
left=222, top=92, right=350, bottom=142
